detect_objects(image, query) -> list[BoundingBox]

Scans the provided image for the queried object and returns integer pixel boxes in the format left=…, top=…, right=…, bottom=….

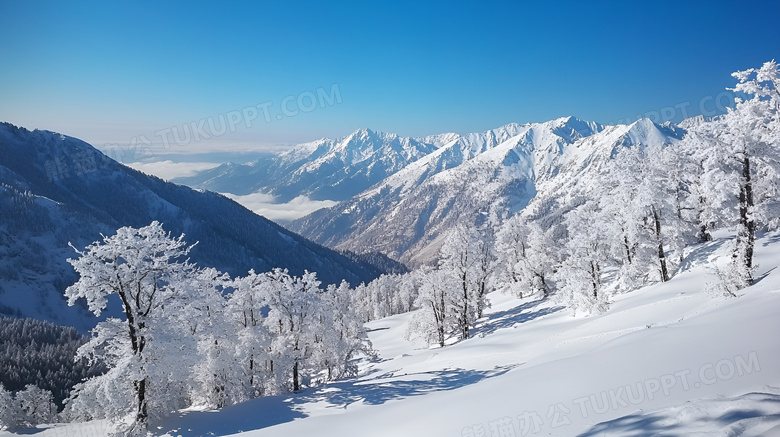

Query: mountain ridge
left=288, top=117, right=684, bottom=266
left=174, top=128, right=439, bottom=202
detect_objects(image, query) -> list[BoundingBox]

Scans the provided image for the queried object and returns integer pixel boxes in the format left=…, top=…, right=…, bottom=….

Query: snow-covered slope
left=15, top=230, right=780, bottom=437
left=153, top=230, right=780, bottom=436
left=0, top=123, right=383, bottom=330
left=290, top=117, right=684, bottom=266
left=173, top=129, right=439, bottom=202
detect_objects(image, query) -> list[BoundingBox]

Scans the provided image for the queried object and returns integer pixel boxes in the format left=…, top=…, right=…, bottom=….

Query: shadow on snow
left=154, top=297, right=559, bottom=436
left=576, top=392, right=780, bottom=437
left=676, top=238, right=728, bottom=274
left=473, top=298, right=564, bottom=338
left=153, top=366, right=514, bottom=436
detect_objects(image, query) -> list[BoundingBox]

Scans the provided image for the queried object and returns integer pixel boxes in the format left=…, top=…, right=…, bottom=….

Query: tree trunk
left=623, top=233, right=633, bottom=264
left=249, top=354, right=255, bottom=388
left=135, top=378, right=148, bottom=427
left=652, top=206, right=670, bottom=282
left=697, top=194, right=712, bottom=242
left=699, top=223, right=712, bottom=242
left=292, top=360, right=300, bottom=392
left=461, top=269, right=469, bottom=340
left=477, top=280, right=486, bottom=319
left=737, top=152, right=755, bottom=284
left=438, top=289, right=446, bottom=347
left=696, top=159, right=713, bottom=243
left=590, top=260, right=600, bottom=299
left=117, top=285, right=148, bottom=433
left=537, top=272, right=549, bottom=299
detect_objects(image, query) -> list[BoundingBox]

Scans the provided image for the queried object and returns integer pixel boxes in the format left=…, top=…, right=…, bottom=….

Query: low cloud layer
left=221, top=191, right=338, bottom=222
left=125, top=160, right=335, bottom=222
left=127, top=160, right=221, bottom=180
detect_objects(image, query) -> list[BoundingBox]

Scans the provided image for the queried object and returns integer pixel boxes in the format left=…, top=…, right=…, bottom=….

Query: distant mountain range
left=177, top=117, right=687, bottom=266
left=174, top=128, right=439, bottom=201
left=0, top=123, right=383, bottom=330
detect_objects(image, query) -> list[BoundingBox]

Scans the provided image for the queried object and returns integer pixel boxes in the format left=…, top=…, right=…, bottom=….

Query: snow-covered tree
left=366, top=274, right=393, bottom=320
left=596, top=161, right=645, bottom=289
left=350, top=282, right=372, bottom=323
left=351, top=272, right=421, bottom=323
left=317, top=281, right=372, bottom=381
left=555, top=201, right=610, bottom=315
left=598, top=143, right=690, bottom=288
left=687, top=60, right=780, bottom=288
left=407, top=267, right=454, bottom=347
left=393, top=273, right=419, bottom=315
left=15, top=385, right=56, bottom=428
left=0, top=383, right=18, bottom=430
left=181, top=268, right=243, bottom=409
left=438, top=226, right=489, bottom=340
left=64, top=221, right=195, bottom=436
left=675, top=130, right=721, bottom=242
left=261, top=269, right=324, bottom=392
left=495, top=215, right=556, bottom=298
left=657, top=139, right=707, bottom=248
left=227, top=269, right=273, bottom=398
left=624, top=146, right=672, bottom=281
left=470, top=224, right=496, bottom=319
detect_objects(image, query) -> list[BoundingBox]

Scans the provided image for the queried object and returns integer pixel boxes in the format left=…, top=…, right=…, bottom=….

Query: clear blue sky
left=1, top=0, right=779, bottom=155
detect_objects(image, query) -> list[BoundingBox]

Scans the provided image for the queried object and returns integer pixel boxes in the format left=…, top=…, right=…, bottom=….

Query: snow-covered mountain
left=0, top=123, right=383, bottom=330
left=174, top=129, right=439, bottom=202
left=289, top=117, right=684, bottom=266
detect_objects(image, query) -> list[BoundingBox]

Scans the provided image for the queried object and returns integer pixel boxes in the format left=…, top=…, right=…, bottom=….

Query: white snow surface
left=5, top=232, right=780, bottom=437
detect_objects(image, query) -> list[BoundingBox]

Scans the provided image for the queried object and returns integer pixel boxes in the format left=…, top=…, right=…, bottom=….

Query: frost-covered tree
left=598, top=143, right=690, bottom=288
left=317, top=281, right=372, bottom=381
left=393, top=273, right=420, bottom=315
left=351, top=271, right=421, bottom=323
left=261, top=269, right=323, bottom=392
left=351, top=282, right=372, bottom=323
left=227, top=269, right=273, bottom=398
left=555, top=201, right=610, bottom=315
left=470, top=224, right=496, bottom=319
left=64, top=221, right=195, bottom=436
left=495, top=215, right=556, bottom=298
left=181, top=268, right=242, bottom=409
left=0, top=384, right=57, bottom=430
left=675, top=130, right=720, bottom=242
left=0, top=383, right=18, bottom=430
left=59, top=222, right=375, bottom=429
left=258, top=270, right=370, bottom=392
left=626, top=146, right=670, bottom=281
left=407, top=267, right=454, bottom=347
left=15, top=385, right=56, bottom=428
left=657, top=139, right=707, bottom=248
left=365, top=274, right=393, bottom=321
left=438, top=226, right=487, bottom=340
left=596, top=158, right=644, bottom=289
left=687, top=60, right=780, bottom=288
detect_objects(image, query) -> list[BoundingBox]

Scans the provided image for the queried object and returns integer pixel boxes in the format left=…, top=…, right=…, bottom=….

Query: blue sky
left=1, top=1, right=779, bottom=156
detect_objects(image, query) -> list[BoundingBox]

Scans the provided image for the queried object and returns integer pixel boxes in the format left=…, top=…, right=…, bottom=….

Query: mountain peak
left=540, top=116, right=603, bottom=143
left=556, top=115, right=577, bottom=124
left=345, top=128, right=381, bottom=140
